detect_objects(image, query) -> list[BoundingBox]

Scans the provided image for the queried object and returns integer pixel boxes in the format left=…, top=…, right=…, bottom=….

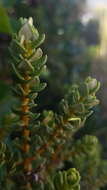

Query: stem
left=20, top=73, right=33, bottom=189
left=23, top=117, right=72, bottom=166
left=20, top=74, right=32, bottom=179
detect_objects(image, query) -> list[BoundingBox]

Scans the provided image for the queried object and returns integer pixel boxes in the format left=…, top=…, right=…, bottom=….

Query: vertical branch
left=21, top=74, right=31, bottom=172
left=10, top=17, right=47, bottom=188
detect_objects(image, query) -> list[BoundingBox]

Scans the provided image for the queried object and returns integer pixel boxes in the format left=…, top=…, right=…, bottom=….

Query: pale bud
left=19, top=17, right=39, bottom=42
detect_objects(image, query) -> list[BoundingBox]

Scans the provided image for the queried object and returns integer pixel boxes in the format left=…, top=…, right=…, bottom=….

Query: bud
left=67, top=168, right=80, bottom=188
left=18, top=17, right=39, bottom=42
left=85, top=77, right=100, bottom=94
left=54, top=168, right=80, bottom=190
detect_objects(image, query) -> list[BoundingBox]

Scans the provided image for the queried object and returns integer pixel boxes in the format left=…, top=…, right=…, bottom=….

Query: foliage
left=5, top=0, right=88, bottom=111
left=71, top=135, right=107, bottom=190
left=0, top=16, right=107, bottom=190
left=45, top=168, right=80, bottom=190
left=0, top=3, right=12, bottom=34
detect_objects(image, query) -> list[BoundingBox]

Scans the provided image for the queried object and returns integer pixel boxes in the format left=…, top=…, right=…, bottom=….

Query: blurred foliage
left=0, top=3, right=12, bottom=34
left=71, top=135, right=107, bottom=190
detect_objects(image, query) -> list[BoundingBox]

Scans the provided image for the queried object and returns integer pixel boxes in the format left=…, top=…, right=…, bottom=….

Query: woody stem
left=21, top=73, right=31, bottom=172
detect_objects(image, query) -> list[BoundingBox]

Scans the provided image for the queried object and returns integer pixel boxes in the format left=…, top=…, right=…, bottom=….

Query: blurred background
left=0, top=0, right=107, bottom=188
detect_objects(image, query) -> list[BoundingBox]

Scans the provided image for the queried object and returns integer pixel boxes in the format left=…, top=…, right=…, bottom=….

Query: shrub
left=0, top=17, right=107, bottom=190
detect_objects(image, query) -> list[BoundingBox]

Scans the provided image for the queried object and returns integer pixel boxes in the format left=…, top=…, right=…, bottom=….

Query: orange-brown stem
left=45, top=130, right=77, bottom=173
left=20, top=74, right=31, bottom=172
left=16, top=114, right=74, bottom=174
left=35, top=118, right=69, bottom=156
left=26, top=126, right=68, bottom=169
left=21, top=127, right=63, bottom=166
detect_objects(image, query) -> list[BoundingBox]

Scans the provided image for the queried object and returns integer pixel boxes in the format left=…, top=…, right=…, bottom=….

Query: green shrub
left=0, top=17, right=107, bottom=190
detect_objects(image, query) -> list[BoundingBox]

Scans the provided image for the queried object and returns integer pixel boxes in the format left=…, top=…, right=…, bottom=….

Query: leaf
left=32, top=34, right=46, bottom=48
left=32, top=55, right=47, bottom=69
left=32, top=83, right=47, bottom=92
left=10, top=62, right=25, bottom=81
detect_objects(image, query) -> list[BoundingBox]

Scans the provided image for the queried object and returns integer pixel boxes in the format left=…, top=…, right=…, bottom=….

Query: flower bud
left=85, top=77, right=100, bottom=94
left=54, top=168, right=80, bottom=190
left=19, top=17, right=39, bottom=42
